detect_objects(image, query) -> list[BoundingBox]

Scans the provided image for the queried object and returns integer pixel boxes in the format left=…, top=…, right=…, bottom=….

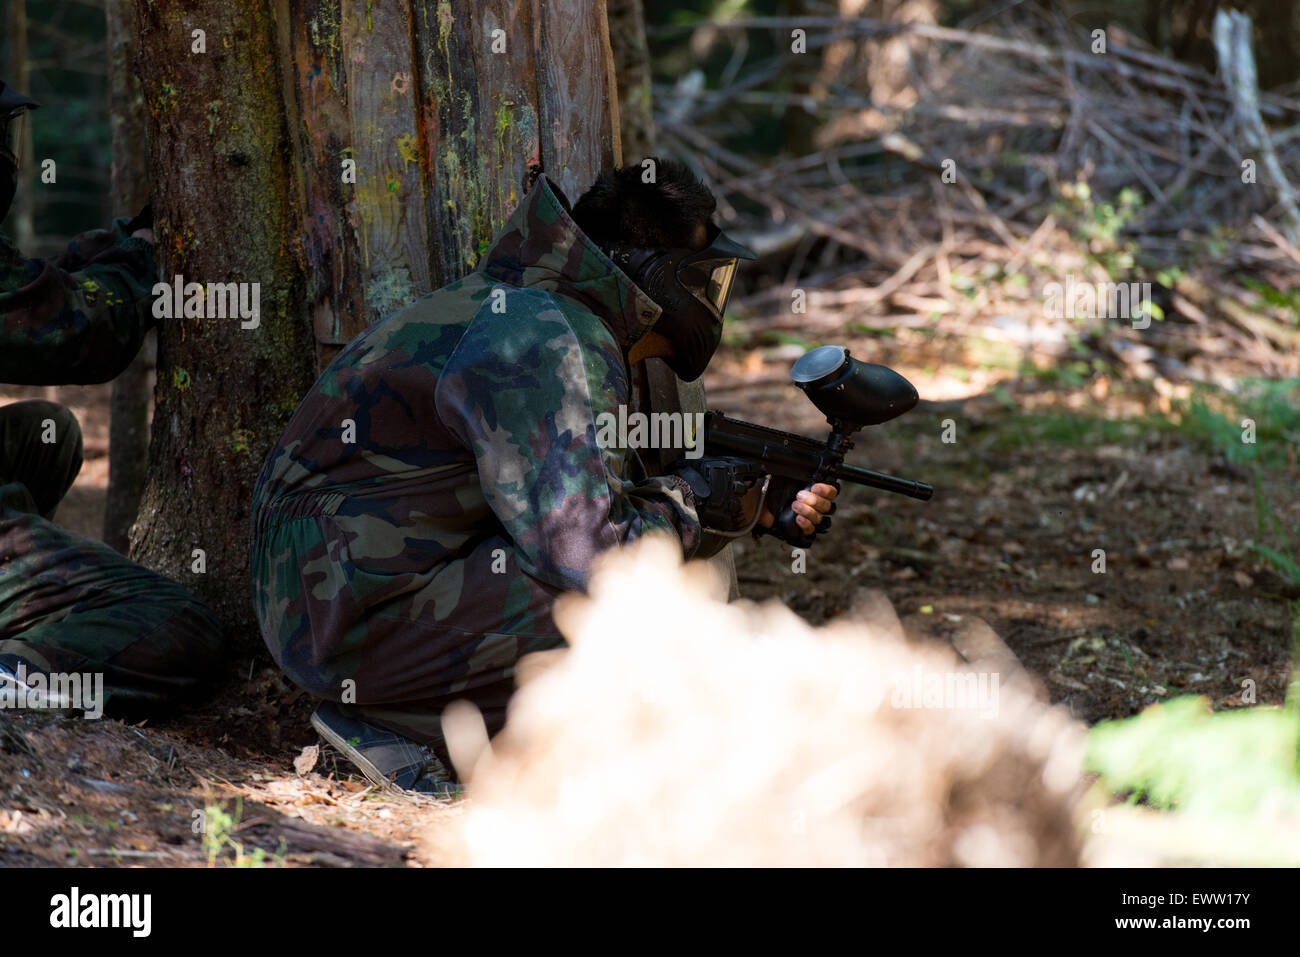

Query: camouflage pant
left=250, top=503, right=554, bottom=760
left=0, top=400, right=223, bottom=717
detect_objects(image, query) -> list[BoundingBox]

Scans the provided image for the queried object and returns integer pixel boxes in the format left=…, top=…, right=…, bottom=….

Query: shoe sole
left=310, top=708, right=398, bottom=791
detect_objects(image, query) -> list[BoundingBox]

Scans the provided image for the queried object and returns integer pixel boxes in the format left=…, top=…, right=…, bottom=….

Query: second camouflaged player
left=0, top=80, right=223, bottom=716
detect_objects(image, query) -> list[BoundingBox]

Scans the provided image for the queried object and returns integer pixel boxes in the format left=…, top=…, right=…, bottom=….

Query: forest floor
left=0, top=328, right=1296, bottom=867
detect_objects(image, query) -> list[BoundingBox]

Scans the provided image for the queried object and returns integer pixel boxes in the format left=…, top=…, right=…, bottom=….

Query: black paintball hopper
left=790, top=345, right=919, bottom=430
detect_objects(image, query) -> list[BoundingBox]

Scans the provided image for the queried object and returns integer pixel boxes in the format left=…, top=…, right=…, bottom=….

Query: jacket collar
left=479, top=175, right=662, bottom=350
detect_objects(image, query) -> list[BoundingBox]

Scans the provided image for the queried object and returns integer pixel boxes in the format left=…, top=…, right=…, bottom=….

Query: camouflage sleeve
left=0, top=217, right=157, bottom=386
left=435, top=298, right=703, bottom=593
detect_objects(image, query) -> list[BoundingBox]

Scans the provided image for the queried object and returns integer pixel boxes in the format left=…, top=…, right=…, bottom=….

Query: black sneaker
left=310, top=701, right=459, bottom=797
left=0, top=656, right=32, bottom=697
left=0, top=655, right=71, bottom=710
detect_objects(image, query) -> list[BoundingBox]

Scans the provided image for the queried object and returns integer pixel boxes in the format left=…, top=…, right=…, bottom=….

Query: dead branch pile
left=431, top=535, right=1087, bottom=866
left=653, top=7, right=1300, bottom=379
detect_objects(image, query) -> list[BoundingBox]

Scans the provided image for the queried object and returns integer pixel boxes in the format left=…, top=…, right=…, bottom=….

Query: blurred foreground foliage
left=1087, top=695, right=1300, bottom=818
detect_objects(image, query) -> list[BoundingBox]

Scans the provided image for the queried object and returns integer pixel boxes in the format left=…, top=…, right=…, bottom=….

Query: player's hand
left=759, top=482, right=838, bottom=536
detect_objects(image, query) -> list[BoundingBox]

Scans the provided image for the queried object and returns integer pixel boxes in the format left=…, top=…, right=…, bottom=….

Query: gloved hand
left=670, top=456, right=768, bottom=534
left=756, top=481, right=839, bottom=548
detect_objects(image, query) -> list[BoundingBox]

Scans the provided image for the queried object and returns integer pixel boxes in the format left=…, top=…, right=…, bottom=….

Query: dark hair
left=572, top=157, right=716, bottom=250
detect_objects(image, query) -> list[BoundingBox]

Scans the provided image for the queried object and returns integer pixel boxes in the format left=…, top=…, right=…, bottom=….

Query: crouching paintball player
left=249, top=160, right=837, bottom=793
left=0, top=81, right=223, bottom=715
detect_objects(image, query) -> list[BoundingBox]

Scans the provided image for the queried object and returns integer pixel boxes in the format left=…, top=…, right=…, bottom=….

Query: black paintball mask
left=0, top=82, right=39, bottom=223
left=608, top=223, right=757, bottom=381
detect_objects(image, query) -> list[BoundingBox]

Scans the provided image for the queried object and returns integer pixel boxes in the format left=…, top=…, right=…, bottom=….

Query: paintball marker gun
left=696, top=345, right=933, bottom=548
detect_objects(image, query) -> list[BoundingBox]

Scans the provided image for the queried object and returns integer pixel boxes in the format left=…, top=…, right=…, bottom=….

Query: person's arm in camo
left=0, top=212, right=157, bottom=386
left=436, top=308, right=703, bottom=594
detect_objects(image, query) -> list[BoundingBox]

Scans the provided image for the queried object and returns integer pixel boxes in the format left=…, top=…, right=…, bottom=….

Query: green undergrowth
left=972, top=375, right=1300, bottom=470
left=1086, top=693, right=1300, bottom=817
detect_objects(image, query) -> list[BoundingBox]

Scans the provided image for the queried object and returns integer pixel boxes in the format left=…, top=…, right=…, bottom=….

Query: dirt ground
left=713, top=344, right=1297, bottom=727
left=0, top=334, right=1295, bottom=867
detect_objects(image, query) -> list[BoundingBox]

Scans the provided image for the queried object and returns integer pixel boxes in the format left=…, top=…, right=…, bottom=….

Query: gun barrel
left=702, top=412, right=933, bottom=501
left=832, top=463, right=934, bottom=501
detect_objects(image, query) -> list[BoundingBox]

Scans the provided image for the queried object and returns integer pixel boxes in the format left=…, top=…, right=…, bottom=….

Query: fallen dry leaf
left=293, top=744, right=319, bottom=777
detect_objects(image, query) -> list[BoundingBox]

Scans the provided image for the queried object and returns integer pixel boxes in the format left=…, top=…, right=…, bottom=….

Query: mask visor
left=704, top=258, right=738, bottom=313
left=677, top=256, right=739, bottom=319
left=676, top=226, right=755, bottom=319
left=1, top=110, right=25, bottom=168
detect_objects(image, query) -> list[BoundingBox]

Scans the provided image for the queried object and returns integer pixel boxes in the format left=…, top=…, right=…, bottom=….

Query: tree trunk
left=128, top=0, right=320, bottom=640
left=606, top=0, right=655, bottom=162
left=103, top=0, right=153, bottom=553
left=104, top=346, right=152, bottom=553
left=127, top=0, right=621, bottom=645
left=6, top=0, right=34, bottom=251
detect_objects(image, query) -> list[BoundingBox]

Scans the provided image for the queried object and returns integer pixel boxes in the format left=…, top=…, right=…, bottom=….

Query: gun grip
left=773, top=504, right=813, bottom=548
left=765, top=477, right=814, bottom=547
left=765, top=474, right=839, bottom=548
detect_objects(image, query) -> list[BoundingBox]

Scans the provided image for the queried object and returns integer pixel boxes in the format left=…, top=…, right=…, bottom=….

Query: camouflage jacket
left=250, top=177, right=704, bottom=701
left=0, top=218, right=157, bottom=385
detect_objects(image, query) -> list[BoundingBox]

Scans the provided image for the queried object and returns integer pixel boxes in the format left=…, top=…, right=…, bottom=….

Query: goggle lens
left=706, top=260, right=737, bottom=312
left=678, top=257, right=739, bottom=316
left=1, top=111, right=26, bottom=165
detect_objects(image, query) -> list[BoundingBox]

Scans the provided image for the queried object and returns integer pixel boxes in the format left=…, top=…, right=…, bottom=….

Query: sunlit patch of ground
left=714, top=342, right=1296, bottom=727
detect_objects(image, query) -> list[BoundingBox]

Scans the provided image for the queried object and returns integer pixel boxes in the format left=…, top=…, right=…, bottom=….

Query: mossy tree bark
left=128, top=0, right=318, bottom=643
